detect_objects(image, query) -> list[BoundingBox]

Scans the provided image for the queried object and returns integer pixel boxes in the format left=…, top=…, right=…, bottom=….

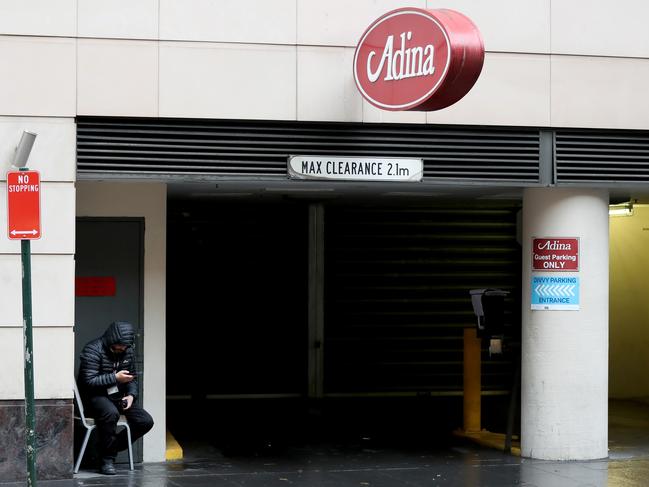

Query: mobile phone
left=121, top=398, right=128, bottom=408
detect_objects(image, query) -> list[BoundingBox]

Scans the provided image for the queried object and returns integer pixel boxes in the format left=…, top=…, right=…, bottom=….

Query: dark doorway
left=74, top=217, right=145, bottom=464
left=166, top=200, right=309, bottom=451
left=165, top=198, right=522, bottom=455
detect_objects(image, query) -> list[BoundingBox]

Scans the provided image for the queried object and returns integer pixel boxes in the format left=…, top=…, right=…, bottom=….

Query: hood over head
left=102, top=321, right=135, bottom=349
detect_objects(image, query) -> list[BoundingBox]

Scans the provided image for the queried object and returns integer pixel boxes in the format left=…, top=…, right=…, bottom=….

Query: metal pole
left=20, top=171, right=37, bottom=486
left=307, top=204, right=325, bottom=399
left=463, top=328, right=481, bottom=433
left=505, top=346, right=521, bottom=454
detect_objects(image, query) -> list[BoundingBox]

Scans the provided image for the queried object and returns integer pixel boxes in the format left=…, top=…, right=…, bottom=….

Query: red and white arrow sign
left=11, top=229, right=38, bottom=236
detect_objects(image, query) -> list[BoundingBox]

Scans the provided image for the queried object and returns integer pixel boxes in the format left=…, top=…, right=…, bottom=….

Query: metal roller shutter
left=324, top=203, right=521, bottom=396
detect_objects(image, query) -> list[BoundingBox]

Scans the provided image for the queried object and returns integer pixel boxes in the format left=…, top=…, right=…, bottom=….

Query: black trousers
left=86, top=396, right=154, bottom=460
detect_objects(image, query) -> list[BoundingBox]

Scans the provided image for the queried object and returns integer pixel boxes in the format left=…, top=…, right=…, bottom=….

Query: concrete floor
left=3, top=399, right=649, bottom=486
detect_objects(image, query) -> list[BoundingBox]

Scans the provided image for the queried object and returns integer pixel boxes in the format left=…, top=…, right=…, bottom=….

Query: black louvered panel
left=324, top=204, right=521, bottom=395
left=77, top=119, right=288, bottom=176
left=556, top=129, right=649, bottom=183
left=421, top=130, right=539, bottom=181
left=77, top=117, right=541, bottom=184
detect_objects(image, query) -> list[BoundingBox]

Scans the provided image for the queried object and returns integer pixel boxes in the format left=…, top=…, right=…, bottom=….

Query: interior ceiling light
left=477, top=192, right=524, bottom=200
left=263, top=187, right=335, bottom=193
left=609, top=202, right=634, bottom=217
left=383, top=191, right=447, bottom=197
left=189, top=192, right=254, bottom=197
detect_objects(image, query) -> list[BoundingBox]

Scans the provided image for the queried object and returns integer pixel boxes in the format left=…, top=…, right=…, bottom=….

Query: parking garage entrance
left=165, top=196, right=522, bottom=455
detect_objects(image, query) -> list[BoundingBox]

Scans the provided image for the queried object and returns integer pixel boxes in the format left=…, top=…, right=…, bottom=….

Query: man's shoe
left=100, top=458, right=116, bottom=475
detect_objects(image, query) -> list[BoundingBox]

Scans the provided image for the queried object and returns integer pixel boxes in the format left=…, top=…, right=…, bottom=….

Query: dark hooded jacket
left=78, top=321, right=138, bottom=400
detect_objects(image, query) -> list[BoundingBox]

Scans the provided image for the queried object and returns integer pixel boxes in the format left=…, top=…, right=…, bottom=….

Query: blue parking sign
left=531, top=275, right=580, bottom=310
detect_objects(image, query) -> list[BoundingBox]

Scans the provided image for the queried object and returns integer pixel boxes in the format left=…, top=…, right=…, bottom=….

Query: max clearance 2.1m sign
left=353, top=8, right=484, bottom=111
left=6, top=170, right=41, bottom=240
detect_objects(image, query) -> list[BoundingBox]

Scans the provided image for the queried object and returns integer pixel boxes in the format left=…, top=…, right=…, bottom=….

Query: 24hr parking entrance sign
left=7, top=170, right=41, bottom=240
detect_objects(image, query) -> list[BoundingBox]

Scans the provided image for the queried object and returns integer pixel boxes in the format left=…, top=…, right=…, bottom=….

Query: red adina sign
left=353, top=8, right=484, bottom=111
left=532, top=238, right=579, bottom=272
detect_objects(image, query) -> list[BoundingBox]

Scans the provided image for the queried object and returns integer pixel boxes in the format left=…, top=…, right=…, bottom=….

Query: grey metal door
left=74, top=218, right=144, bottom=463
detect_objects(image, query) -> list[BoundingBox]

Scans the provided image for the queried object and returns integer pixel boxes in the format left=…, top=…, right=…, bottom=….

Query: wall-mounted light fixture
left=12, top=131, right=37, bottom=168
left=609, top=201, right=634, bottom=217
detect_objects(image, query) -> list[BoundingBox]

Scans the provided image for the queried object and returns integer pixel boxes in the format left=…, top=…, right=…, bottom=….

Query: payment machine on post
left=469, top=288, right=509, bottom=355
left=468, top=288, right=520, bottom=453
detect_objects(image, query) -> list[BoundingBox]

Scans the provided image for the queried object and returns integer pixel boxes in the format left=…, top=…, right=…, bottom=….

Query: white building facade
left=1, top=0, right=648, bottom=480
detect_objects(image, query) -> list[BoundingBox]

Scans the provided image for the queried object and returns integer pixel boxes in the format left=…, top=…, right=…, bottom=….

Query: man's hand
left=115, top=370, right=135, bottom=384
left=122, top=395, right=134, bottom=410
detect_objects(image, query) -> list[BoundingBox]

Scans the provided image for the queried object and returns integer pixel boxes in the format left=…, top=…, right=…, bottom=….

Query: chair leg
left=125, top=425, right=134, bottom=471
left=74, top=427, right=94, bottom=474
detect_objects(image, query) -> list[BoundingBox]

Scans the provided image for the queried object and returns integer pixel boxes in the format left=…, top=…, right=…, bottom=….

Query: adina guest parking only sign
left=353, top=8, right=484, bottom=111
left=532, top=238, right=579, bottom=271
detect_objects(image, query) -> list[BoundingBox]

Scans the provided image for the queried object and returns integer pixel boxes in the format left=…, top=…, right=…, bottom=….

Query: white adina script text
left=367, top=31, right=435, bottom=82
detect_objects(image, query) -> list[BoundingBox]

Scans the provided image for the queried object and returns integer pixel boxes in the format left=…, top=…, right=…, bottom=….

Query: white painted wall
left=521, top=188, right=609, bottom=460
left=551, top=56, right=649, bottom=130
left=76, top=182, right=167, bottom=463
left=0, top=37, right=75, bottom=117
left=158, top=42, right=297, bottom=120
left=160, top=0, right=296, bottom=44
left=77, top=39, right=159, bottom=117
left=0, top=1, right=644, bottom=128
left=0, top=117, right=75, bottom=400
left=78, top=0, right=159, bottom=39
left=0, top=0, right=76, bottom=37
left=551, top=0, right=649, bottom=58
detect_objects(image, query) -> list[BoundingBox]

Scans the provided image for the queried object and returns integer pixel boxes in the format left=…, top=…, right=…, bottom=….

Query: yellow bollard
left=463, top=327, right=481, bottom=433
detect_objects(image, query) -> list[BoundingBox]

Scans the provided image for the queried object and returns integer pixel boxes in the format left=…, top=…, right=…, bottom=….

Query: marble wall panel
left=0, top=400, right=73, bottom=481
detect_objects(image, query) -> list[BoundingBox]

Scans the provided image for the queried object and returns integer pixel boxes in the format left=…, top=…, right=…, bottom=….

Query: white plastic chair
left=73, top=380, right=134, bottom=473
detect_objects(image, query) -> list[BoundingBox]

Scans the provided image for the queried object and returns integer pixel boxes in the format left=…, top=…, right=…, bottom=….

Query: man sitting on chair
left=77, top=321, right=154, bottom=475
